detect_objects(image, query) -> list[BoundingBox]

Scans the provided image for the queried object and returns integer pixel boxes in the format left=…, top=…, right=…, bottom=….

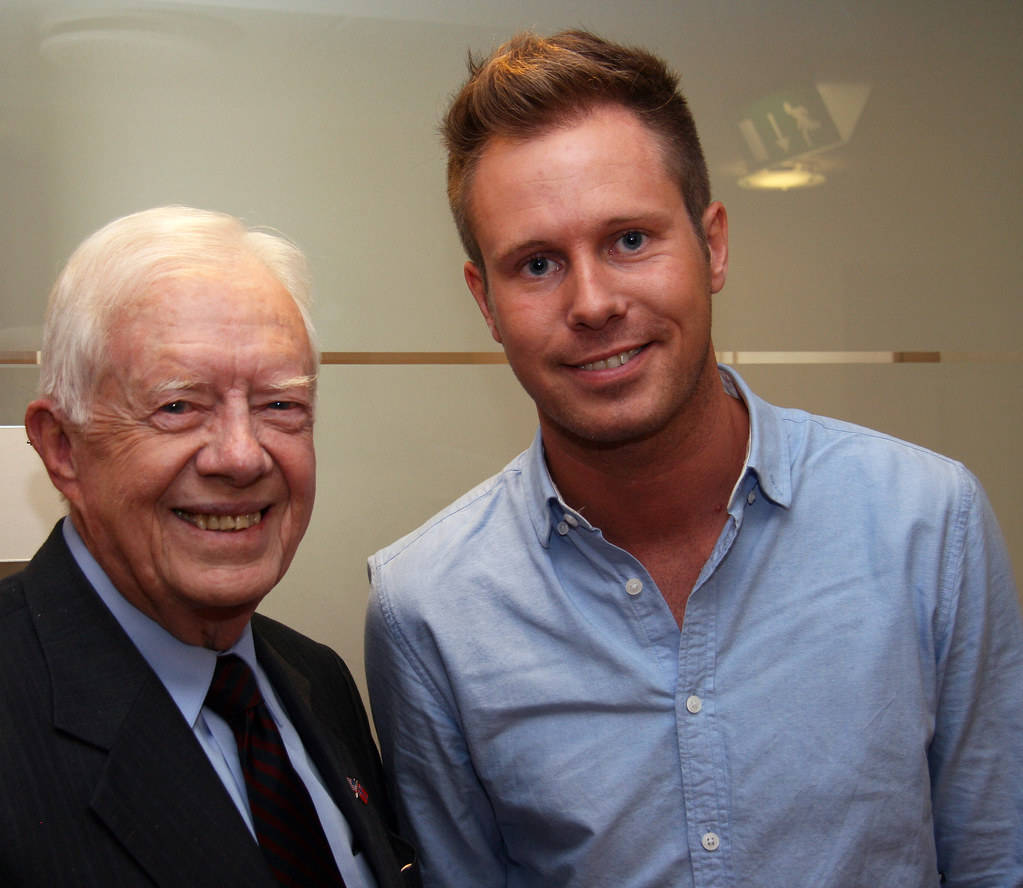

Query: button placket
left=676, top=578, right=731, bottom=883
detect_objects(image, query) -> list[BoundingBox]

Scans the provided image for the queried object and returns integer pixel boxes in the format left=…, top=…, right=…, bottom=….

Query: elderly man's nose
left=196, top=411, right=272, bottom=483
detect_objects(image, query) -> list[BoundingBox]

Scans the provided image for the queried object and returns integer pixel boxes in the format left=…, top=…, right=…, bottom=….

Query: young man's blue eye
left=526, top=256, right=550, bottom=276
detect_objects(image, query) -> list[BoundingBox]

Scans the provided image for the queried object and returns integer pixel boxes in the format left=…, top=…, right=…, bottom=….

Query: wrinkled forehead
left=100, top=264, right=317, bottom=384
left=125, top=258, right=308, bottom=338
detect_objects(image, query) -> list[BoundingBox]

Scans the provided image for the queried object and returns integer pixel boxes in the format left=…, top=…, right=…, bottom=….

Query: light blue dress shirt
left=63, top=519, right=376, bottom=888
left=366, top=366, right=1023, bottom=888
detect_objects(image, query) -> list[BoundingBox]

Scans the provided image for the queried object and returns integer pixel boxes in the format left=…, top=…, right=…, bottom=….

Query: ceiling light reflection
left=738, top=165, right=826, bottom=191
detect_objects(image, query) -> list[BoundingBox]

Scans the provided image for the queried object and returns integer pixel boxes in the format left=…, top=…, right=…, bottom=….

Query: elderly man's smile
left=172, top=508, right=265, bottom=531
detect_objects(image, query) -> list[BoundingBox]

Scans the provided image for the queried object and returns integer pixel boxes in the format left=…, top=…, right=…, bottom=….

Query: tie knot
left=205, top=654, right=262, bottom=726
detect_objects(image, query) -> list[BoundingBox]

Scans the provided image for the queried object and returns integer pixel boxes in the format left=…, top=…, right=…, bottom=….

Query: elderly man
left=0, top=207, right=419, bottom=887
left=365, top=31, right=1023, bottom=888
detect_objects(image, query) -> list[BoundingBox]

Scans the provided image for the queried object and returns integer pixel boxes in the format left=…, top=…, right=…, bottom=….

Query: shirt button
left=556, top=521, right=570, bottom=535
left=562, top=513, right=579, bottom=528
left=685, top=695, right=703, bottom=714
left=625, top=578, right=643, bottom=597
left=701, top=832, right=720, bottom=852
left=747, top=490, right=756, bottom=505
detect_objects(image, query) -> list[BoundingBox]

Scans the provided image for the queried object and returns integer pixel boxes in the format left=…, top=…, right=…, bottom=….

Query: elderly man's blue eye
left=160, top=401, right=187, bottom=414
left=269, top=401, right=295, bottom=410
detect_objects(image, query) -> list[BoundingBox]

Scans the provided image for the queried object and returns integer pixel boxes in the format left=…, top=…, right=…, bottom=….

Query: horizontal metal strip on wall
left=0, top=350, right=1020, bottom=366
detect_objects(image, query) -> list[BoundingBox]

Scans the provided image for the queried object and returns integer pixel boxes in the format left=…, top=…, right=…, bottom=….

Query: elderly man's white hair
left=39, top=205, right=319, bottom=427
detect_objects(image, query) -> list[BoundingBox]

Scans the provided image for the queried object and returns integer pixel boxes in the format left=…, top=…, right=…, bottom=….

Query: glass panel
left=0, top=366, right=41, bottom=425
left=2, top=2, right=1019, bottom=690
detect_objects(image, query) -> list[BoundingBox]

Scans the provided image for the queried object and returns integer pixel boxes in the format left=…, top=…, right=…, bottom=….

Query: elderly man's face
left=64, top=259, right=316, bottom=648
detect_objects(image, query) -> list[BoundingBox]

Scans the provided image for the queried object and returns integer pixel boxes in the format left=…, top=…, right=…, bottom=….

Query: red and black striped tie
left=206, top=654, right=347, bottom=887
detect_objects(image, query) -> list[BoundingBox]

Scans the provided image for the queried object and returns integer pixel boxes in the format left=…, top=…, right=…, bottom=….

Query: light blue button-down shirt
left=63, top=519, right=376, bottom=888
left=366, top=366, right=1023, bottom=888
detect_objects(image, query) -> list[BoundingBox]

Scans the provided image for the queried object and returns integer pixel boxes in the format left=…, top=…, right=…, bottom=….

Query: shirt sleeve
left=365, top=566, right=508, bottom=888
left=928, top=469, right=1023, bottom=886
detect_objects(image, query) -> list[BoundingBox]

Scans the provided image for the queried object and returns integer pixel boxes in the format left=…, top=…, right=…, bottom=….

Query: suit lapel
left=89, top=669, right=277, bottom=887
left=255, top=632, right=413, bottom=887
left=27, top=526, right=277, bottom=888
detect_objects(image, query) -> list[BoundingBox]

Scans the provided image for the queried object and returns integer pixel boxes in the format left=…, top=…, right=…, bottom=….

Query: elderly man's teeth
left=174, top=510, right=262, bottom=531
left=578, top=347, right=641, bottom=371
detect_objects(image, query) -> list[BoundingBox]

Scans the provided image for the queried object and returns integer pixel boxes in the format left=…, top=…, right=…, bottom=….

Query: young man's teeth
left=174, top=510, right=263, bottom=531
left=579, top=347, right=641, bottom=371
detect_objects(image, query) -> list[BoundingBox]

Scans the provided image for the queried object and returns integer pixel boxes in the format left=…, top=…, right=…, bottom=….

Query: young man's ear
left=702, top=201, right=729, bottom=294
left=464, top=260, right=502, bottom=344
left=25, top=399, right=80, bottom=504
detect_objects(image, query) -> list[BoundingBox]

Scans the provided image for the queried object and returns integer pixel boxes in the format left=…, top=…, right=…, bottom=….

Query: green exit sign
left=739, top=87, right=844, bottom=165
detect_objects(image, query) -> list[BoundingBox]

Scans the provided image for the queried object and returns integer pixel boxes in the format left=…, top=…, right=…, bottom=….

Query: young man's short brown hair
left=442, top=29, right=712, bottom=276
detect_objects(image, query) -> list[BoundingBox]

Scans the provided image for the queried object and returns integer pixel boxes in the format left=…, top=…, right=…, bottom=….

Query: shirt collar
left=61, top=517, right=257, bottom=728
left=521, top=364, right=793, bottom=545
left=518, top=428, right=571, bottom=547
left=719, top=365, right=792, bottom=509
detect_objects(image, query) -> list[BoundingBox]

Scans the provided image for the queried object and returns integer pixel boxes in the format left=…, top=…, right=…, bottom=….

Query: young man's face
left=464, top=104, right=728, bottom=452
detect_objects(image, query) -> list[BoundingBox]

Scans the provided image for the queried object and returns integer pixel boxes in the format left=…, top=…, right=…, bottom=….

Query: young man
left=1, top=206, right=419, bottom=886
left=366, top=31, right=1022, bottom=888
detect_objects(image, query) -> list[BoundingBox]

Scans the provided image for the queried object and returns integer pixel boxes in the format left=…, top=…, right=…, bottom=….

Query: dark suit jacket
left=0, top=523, right=420, bottom=887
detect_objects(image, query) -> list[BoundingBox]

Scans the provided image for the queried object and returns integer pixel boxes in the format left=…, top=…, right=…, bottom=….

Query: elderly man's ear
left=25, top=400, right=79, bottom=500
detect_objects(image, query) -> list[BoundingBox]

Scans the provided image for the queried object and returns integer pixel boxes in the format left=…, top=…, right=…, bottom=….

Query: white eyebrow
left=266, top=374, right=318, bottom=393
left=151, top=378, right=200, bottom=395
left=149, top=374, right=318, bottom=395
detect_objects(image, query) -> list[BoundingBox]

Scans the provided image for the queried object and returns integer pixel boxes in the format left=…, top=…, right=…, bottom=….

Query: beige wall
left=1, top=1, right=1019, bottom=699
